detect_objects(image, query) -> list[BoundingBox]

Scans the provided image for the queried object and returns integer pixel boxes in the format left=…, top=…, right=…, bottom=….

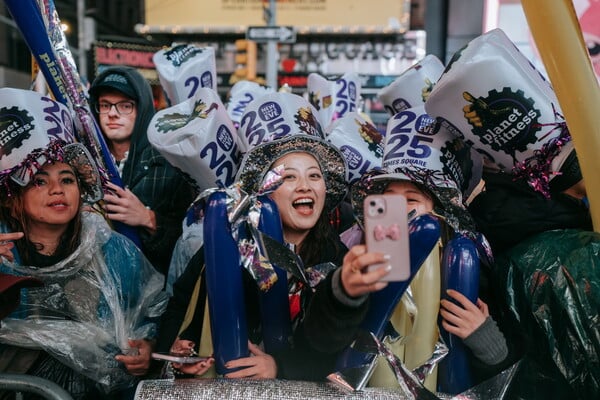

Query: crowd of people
left=0, top=28, right=598, bottom=400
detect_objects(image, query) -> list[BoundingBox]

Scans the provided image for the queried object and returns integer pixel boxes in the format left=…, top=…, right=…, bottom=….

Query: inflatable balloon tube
left=256, top=195, right=292, bottom=353
left=4, top=0, right=142, bottom=246
left=436, top=234, right=480, bottom=394
left=330, top=214, right=441, bottom=390
left=203, top=191, right=249, bottom=375
left=369, top=245, right=442, bottom=391
left=521, top=0, right=600, bottom=231
left=402, top=244, right=441, bottom=392
left=368, top=289, right=413, bottom=387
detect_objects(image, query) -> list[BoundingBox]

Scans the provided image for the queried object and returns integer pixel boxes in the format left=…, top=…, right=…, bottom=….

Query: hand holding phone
left=364, top=194, right=410, bottom=281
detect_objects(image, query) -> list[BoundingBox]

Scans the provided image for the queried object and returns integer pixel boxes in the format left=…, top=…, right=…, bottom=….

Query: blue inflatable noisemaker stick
left=256, top=195, right=293, bottom=353
left=203, top=191, right=249, bottom=374
left=437, top=234, right=480, bottom=394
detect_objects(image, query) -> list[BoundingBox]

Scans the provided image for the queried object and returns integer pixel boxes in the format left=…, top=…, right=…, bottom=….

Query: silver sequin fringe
left=134, top=378, right=407, bottom=399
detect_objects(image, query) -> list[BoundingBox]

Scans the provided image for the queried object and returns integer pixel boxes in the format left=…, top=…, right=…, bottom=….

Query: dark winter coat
left=156, top=238, right=349, bottom=381
left=90, top=66, right=197, bottom=275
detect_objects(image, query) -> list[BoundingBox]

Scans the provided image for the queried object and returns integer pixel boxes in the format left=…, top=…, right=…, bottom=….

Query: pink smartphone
left=363, top=194, right=411, bottom=281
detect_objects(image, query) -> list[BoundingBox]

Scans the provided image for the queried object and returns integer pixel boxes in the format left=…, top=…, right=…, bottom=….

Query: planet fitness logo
left=462, top=88, right=541, bottom=160
left=440, top=138, right=473, bottom=192
left=357, top=119, right=384, bottom=158
left=0, top=106, right=34, bottom=159
left=164, top=44, right=206, bottom=67
left=294, top=107, right=322, bottom=137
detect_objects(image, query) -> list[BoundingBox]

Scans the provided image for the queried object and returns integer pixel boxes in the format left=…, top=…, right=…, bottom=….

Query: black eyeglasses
left=95, top=100, right=136, bottom=115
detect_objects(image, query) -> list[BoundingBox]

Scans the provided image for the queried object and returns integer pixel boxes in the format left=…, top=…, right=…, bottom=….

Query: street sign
left=246, top=26, right=296, bottom=43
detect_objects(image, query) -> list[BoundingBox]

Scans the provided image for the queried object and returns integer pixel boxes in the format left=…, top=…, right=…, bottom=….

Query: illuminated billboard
left=142, top=0, right=410, bottom=34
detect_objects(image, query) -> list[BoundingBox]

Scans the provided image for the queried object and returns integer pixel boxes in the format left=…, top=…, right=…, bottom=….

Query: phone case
left=151, top=352, right=207, bottom=364
left=363, top=194, right=410, bottom=281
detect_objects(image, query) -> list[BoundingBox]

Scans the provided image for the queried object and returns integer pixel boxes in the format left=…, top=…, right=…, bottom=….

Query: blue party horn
left=437, top=234, right=480, bottom=394
left=4, top=0, right=141, bottom=247
left=256, top=195, right=293, bottom=353
left=203, top=191, right=249, bottom=374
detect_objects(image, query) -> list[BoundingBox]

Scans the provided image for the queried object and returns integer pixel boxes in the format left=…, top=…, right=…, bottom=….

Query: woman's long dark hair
left=297, top=209, right=345, bottom=268
left=0, top=179, right=83, bottom=265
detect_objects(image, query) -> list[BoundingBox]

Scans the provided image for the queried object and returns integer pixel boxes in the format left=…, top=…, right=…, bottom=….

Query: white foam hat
left=153, top=44, right=217, bottom=106
left=350, top=104, right=482, bottom=232
left=237, top=92, right=324, bottom=152
left=147, top=87, right=242, bottom=191
left=377, top=54, right=445, bottom=116
left=307, top=72, right=361, bottom=129
left=0, top=88, right=78, bottom=182
left=380, top=104, right=482, bottom=197
left=226, top=80, right=275, bottom=128
left=0, top=88, right=102, bottom=202
left=325, top=112, right=384, bottom=184
left=425, top=28, right=565, bottom=173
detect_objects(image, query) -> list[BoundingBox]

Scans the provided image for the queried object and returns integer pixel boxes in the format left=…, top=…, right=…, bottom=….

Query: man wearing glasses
left=89, top=67, right=196, bottom=280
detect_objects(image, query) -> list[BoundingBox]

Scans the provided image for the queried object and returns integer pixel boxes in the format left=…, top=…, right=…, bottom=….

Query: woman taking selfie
left=155, top=92, right=390, bottom=380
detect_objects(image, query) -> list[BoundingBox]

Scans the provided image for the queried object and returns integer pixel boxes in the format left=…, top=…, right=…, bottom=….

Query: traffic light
left=231, top=39, right=257, bottom=83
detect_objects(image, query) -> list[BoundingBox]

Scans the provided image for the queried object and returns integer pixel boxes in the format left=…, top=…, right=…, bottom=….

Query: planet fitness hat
left=237, top=135, right=348, bottom=212
left=153, top=44, right=217, bottom=106
left=325, top=112, right=384, bottom=185
left=237, top=92, right=324, bottom=152
left=236, top=92, right=348, bottom=211
left=147, top=87, right=242, bottom=191
left=226, top=80, right=275, bottom=128
left=351, top=105, right=481, bottom=232
left=307, top=72, right=361, bottom=129
left=0, top=88, right=103, bottom=203
left=377, top=54, right=445, bottom=116
left=425, top=28, right=574, bottom=196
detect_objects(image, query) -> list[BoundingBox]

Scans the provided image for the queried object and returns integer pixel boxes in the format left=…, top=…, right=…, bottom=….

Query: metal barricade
left=0, top=373, right=74, bottom=400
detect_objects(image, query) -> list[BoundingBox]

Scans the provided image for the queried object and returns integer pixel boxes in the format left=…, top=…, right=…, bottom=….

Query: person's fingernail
left=383, top=254, right=391, bottom=260
left=385, top=265, right=392, bottom=271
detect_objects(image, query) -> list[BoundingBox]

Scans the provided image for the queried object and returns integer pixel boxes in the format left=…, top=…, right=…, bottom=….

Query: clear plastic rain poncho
left=0, top=211, right=169, bottom=393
